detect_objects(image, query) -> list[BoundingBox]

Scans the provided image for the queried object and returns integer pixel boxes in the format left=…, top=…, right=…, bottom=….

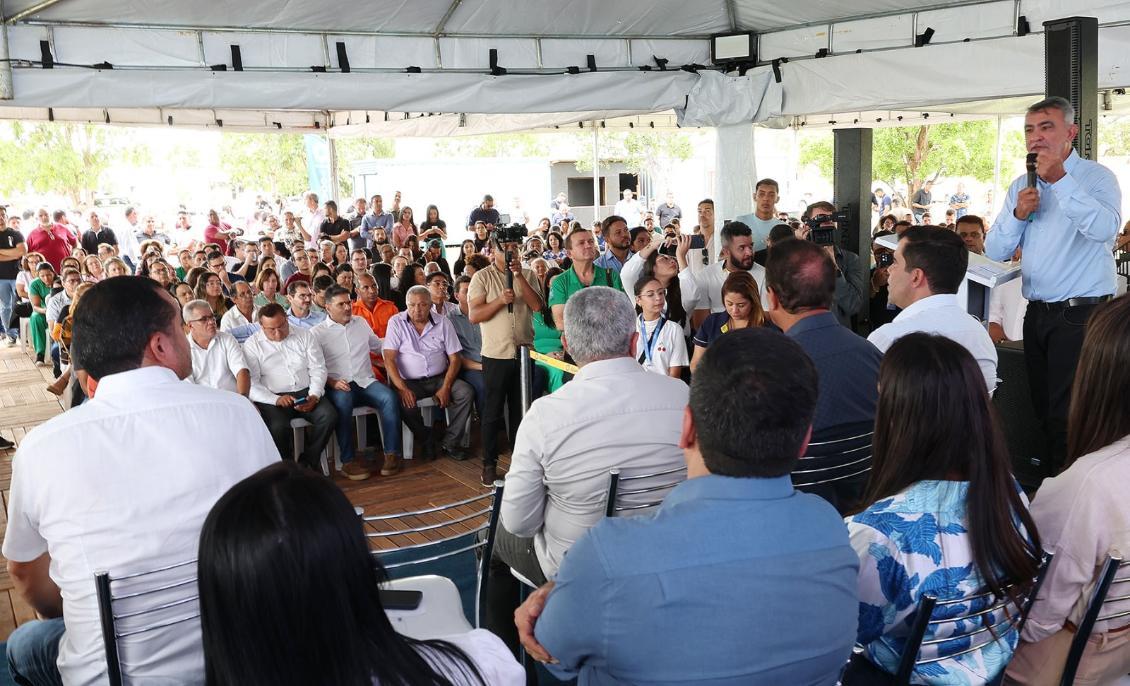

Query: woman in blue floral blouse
left=843, top=333, right=1041, bottom=685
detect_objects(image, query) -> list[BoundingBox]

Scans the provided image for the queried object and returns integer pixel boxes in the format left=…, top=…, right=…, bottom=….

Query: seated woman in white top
left=197, top=461, right=524, bottom=686
left=843, top=333, right=1041, bottom=686
left=1005, top=297, right=1130, bottom=686
left=632, top=276, right=688, bottom=378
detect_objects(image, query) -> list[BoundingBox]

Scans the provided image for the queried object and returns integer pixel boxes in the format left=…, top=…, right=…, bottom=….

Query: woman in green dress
left=28, top=261, right=54, bottom=366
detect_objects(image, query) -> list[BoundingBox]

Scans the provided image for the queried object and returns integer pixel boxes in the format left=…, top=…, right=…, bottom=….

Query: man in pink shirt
left=25, top=208, right=75, bottom=271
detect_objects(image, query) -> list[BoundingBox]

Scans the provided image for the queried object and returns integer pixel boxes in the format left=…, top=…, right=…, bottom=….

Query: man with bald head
left=764, top=239, right=881, bottom=442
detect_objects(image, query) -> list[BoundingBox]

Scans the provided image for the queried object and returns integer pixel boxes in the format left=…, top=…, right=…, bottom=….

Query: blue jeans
left=459, top=368, right=485, bottom=414
left=325, top=381, right=400, bottom=461
left=0, top=279, right=15, bottom=339
left=7, top=617, right=64, bottom=686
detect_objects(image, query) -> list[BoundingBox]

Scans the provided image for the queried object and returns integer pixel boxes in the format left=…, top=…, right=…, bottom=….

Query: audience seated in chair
left=183, top=299, right=250, bottom=396
left=3, top=277, right=278, bottom=685
left=1005, top=296, right=1130, bottom=685
left=515, top=327, right=859, bottom=685
left=867, top=226, right=998, bottom=392
left=313, top=285, right=401, bottom=481
left=843, top=333, right=1041, bottom=685
left=243, top=303, right=337, bottom=472
left=487, top=285, right=688, bottom=654
left=197, top=461, right=523, bottom=686
left=383, top=285, right=474, bottom=464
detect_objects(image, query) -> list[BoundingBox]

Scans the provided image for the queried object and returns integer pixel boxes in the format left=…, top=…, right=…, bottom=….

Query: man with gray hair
left=183, top=299, right=250, bottom=396
left=986, top=95, right=1122, bottom=479
left=485, top=285, right=688, bottom=652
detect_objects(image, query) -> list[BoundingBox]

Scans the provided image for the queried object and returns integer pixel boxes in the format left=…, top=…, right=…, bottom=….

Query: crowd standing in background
left=0, top=96, right=1128, bottom=685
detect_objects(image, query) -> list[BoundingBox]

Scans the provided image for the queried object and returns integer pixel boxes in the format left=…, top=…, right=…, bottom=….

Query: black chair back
left=365, top=481, right=504, bottom=627
left=1058, top=552, right=1130, bottom=686
left=891, top=552, right=1053, bottom=685
left=792, top=421, right=873, bottom=515
left=94, top=559, right=200, bottom=686
left=604, top=465, right=686, bottom=518
left=992, top=343, right=1047, bottom=490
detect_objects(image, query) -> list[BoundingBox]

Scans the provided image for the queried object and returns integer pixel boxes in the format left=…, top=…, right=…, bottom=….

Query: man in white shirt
left=243, top=303, right=337, bottom=470
left=868, top=226, right=998, bottom=391
left=298, top=191, right=324, bottom=249
left=486, top=285, right=687, bottom=650
left=220, top=281, right=256, bottom=331
left=183, top=299, right=250, bottom=396
left=692, top=220, right=768, bottom=330
left=4, top=277, right=278, bottom=685
left=115, top=206, right=143, bottom=270
left=313, top=286, right=401, bottom=481
left=613, top=189, right=643, bottom=228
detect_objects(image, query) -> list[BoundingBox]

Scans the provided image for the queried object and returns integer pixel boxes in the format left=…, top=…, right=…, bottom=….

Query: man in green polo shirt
left=549, top=227, right=623, bottom=339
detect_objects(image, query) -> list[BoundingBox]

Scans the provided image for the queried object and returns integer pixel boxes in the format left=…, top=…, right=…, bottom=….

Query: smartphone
left=381, top=589, right=423, bottom=611
left=658, top=234, right=707, bottom=256
left=292, top=396, right=308, bottom=404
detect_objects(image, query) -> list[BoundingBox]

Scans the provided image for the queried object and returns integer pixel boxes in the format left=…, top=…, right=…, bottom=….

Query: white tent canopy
left=2, top=0, right=1130, bottom=133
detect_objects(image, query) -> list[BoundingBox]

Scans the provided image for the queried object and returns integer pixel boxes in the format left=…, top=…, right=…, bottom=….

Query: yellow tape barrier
left=528, top=350, right=580, bottom=375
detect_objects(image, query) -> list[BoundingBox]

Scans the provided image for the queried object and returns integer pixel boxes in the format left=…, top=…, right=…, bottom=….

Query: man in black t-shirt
left=0, top=205, right=27, bottom=352
left=318, top=200, right=351, bottom=247
left=79, top=211, right=117, bottom=255
left=911, top=181, right=933, bottom=223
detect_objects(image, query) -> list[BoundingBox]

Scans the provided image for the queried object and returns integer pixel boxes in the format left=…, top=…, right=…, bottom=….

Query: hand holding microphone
left=1014, top=152, right=1041, bottom=221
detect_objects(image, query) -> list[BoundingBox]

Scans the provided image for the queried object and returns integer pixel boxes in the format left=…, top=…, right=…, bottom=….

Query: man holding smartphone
left=244, top=303, right=338, bottom=471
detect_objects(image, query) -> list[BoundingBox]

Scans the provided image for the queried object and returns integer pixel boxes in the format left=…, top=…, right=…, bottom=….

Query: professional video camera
left=492, top=222, right=529, bottom=245
left=804, top=208, right=852, bottom=247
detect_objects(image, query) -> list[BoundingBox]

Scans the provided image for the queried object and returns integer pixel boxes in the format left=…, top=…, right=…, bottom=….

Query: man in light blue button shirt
left=986, top=96, right=1121, bottom=477
left=514, top=327, right=858, bottom=685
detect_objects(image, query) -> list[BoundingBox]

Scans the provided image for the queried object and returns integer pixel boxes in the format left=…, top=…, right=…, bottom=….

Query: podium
left=873, top=234, right=1022, bottom=322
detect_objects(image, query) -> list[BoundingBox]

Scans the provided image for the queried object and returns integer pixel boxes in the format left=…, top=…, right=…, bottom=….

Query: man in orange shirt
left=352, top=271, right=398, bottom=382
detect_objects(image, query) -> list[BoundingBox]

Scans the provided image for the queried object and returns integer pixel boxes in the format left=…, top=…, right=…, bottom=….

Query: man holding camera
left=800, top=201, right=865, bottom=327
left=468, top=225, right=544, bottom=486
left=986, top=96, right=1121, bottom=478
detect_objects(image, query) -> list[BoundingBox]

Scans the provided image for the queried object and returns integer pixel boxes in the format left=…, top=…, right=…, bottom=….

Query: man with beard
left=691, top=221, right=767, bottom=330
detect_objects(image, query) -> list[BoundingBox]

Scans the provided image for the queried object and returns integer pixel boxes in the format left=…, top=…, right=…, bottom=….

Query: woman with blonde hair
left=103, top=257, right=130, bottom=279
left=81, top=254, right=105, bottom=283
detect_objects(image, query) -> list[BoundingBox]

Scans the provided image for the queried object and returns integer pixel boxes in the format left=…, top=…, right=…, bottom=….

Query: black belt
left=1029, top=295, right=1112, bottom=311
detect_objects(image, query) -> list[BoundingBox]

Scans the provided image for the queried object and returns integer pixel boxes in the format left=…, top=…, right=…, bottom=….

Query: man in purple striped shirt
left=383, top=285, right=474, bottom=461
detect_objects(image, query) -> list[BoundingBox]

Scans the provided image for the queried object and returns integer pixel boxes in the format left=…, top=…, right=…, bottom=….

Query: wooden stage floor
left=0, top=340, right=505, bottom=642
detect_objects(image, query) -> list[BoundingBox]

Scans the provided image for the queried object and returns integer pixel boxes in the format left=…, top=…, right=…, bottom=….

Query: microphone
left=1026, top=152, right=1038, bottom=188
left=506, top=250, right=514, bottom=313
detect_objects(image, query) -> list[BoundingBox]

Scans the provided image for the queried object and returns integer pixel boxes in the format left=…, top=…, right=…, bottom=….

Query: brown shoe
left=481, top=464, right=501, bottom=487
left=380, top=453, right=402, bottom=476
left=341, top=461, right=372, bottom=481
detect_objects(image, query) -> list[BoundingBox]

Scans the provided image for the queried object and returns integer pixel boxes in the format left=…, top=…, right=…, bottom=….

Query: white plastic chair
left=383, top=575, right=473, bottom=640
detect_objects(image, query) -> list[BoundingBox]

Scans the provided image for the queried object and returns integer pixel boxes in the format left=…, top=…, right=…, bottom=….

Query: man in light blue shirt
left=359, top=194, right=394, bottom=250
left=734, top=177, right=783, bottom=250
left=985, top=96, right=1121, bottom=477
left=593, top=215, right=631, bottom=273
left=515, top=327, right=859, bottom=685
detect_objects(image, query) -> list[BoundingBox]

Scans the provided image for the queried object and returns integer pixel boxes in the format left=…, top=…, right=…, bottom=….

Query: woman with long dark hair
left=531, top=268, right=567, bottom=392
left=690, top=271, right=765, bottom=371
left=394, top=263, right=425, bottom=310
left=369, top=262, right=396, bottom=302
left=419, top=205, right=447, bottom=243
left=843, top=333, right=1040, bottom=686
left=453, top=239, right=476, bottom=277
left=198, top=462, right=521, bottom=686
left=1004, top=297, right=1130, bottom=685
left=620, top=234, right=697, bottom=336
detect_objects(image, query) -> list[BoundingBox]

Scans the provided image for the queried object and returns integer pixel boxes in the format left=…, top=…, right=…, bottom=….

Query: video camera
left=492, top=222, right=528, bottom=245
left=804, top=208, right=852, bottom=247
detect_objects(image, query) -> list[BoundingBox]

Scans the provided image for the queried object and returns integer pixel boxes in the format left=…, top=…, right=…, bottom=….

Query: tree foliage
left=434, top=133, right=549, bottom=158
left=219, top=132, right=308, bottom=197
left=799, top=121, right=1025, bottom=198
left=0, top=122, right=147, bottom=205
left=335, top=137, right=395, bottom=197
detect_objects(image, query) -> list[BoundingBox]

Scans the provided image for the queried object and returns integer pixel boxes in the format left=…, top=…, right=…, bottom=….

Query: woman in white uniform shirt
left=633, top=277, right=688, bottom=378
left=620, top=233, right=699, bottom=337
left=197, top=462, right=524, bottom=686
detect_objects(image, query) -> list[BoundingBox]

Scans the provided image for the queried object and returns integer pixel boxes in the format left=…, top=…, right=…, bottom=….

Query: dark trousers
left=254, top=388, right=337, bottom=468
left=481, top=356, right=524, bottom=468
left=401, top=373, right=473, bottom=449
left=485, top=525, right=548, bottom=657
left=1022, top=300, right=1098, bottom=478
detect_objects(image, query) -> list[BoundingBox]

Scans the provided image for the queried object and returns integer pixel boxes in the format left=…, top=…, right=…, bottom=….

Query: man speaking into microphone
left=986, top=96, right=1121, bottom=479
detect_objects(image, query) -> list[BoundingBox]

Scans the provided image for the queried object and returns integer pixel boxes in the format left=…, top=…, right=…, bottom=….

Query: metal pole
left=0, top=0, right=13, bottom=100
left=592, top=122, right=600, bottom=223
left=326, top=133, right=340, bottom=204
left=518, top=345, right=532, bottom=416
left=992, top=115, right=1003, bottom=214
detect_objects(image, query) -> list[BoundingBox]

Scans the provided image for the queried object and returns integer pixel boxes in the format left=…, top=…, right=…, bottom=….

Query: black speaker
left=1044, top=16, right=1098, bottom=160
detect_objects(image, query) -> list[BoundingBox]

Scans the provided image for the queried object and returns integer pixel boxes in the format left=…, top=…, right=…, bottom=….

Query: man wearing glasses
left=183, top=299, right=250, bottom=397
left=283, top=248, right=314, bottom=291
